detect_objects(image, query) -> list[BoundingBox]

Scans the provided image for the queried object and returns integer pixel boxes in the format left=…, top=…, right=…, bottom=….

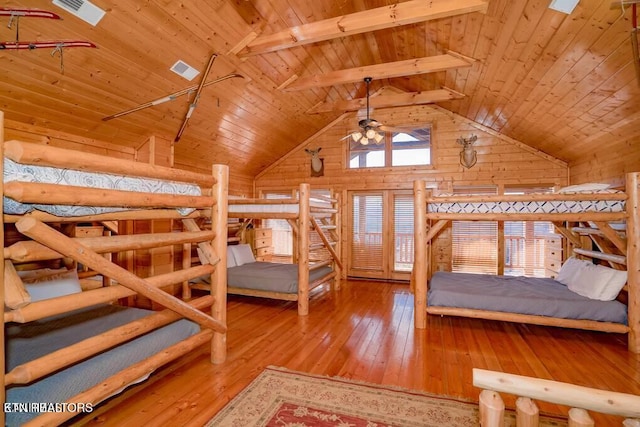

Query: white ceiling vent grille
left=170, top=60, right=200, bottom=81
left=52, top=0, right=105, bottom=26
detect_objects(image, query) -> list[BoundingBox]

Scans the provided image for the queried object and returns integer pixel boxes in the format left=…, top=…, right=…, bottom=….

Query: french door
left=347, top=190, right=414, bottom=281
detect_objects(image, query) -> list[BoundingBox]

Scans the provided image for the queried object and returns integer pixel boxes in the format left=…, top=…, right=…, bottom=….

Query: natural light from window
left=348, top=125, right=431, bottom=169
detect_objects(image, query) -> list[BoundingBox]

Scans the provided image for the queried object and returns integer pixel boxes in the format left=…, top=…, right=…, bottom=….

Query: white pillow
left=567, top=263, right=627, bottom=301
left=231, top=244, right=256, bottom=266
left=555, top=257, right=589, bottom=286
left=23, top=269, right=82, bottom=302
left=227, top=246, right=237, bottom=268
left=557, top=183, right=610, bottom=193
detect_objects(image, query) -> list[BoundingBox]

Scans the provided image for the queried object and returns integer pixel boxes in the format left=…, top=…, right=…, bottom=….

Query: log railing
left=473, top=368, right=640, bottom=426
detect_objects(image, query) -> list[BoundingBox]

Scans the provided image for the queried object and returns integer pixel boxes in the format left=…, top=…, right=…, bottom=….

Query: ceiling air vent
left=170, top=60, right=200, bottom=81
left=52, top=0, right=105, bottom=26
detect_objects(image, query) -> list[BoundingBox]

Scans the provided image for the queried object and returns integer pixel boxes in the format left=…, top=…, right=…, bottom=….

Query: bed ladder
left=566, top=221, right=627, bottom=269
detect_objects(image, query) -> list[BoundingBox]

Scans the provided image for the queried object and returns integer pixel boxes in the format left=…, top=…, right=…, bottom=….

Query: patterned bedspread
left=3, top=158, right=201, bottom=216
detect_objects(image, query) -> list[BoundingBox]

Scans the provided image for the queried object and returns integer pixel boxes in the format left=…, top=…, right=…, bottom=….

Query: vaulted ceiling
left=0, top=0, right=639, bottom=178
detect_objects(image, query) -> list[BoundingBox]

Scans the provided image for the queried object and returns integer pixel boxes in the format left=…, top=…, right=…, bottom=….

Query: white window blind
left=504, top=186, right=554, bottom=277
left=394, top=194, right=414, bottom=272
left=451, top=186, right=498, bottom=274
left=350, top=193, right=383, bottom=272
left=263, top=192, right=293, bottom=256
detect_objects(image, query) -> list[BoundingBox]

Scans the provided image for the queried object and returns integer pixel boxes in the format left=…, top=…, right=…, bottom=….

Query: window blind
left=263, top=192, right=293, bottom=256
left=394, top=194, right=414, bottom=272
left=504, top=186, right=554, bottom=277
left=350, top=193, right=383, bottom=272
left=451, top=186, right=498, bottom=274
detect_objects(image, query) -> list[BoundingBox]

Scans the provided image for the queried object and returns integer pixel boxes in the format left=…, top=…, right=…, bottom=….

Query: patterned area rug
left=207, top=366, right=567, bottom=426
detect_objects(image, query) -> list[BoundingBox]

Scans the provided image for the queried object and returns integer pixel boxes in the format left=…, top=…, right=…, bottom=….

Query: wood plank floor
left=75, top=280, right=640, bottom=426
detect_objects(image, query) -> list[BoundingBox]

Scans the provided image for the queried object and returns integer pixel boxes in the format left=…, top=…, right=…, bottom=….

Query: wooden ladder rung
left=573, top=248, right=626, bottom=265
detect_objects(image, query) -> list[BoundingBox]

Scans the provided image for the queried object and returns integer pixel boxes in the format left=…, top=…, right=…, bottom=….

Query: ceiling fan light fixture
left=374, top=132, right=384, bottom=144
left=365, top=128, right=377, bottom=139
left=360, top=138, right=369, bottom=146
left=351, top=132, right=362, bottom=142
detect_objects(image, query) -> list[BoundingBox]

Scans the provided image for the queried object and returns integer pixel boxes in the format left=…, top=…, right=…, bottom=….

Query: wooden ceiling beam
left=239, top=0, right=488, bottom=57
left=281, top=52, right=475, bottom=92
left=307, top=88, right=465, bottom=114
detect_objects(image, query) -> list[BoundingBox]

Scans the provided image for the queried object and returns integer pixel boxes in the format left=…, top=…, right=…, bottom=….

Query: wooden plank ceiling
left=0, top=0, right=638, bottom=177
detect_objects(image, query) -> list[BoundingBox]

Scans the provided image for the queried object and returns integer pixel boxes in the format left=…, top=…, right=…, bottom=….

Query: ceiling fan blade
left=379, top=125, right=415, bottom=134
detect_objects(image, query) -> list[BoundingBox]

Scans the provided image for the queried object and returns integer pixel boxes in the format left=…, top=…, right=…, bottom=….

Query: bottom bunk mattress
left=6, top=303, right=200, bottom=426
left=427, top=271, right=628, bottom=325
left=228, top=262, right=333, bottom=294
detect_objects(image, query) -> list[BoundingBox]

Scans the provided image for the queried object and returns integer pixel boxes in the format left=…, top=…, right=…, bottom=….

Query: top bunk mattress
left=426, top=193, right=625, bottom=214
left=3, top=158, right=201, bottom=216
left=428, top=271, right=627, bottom=325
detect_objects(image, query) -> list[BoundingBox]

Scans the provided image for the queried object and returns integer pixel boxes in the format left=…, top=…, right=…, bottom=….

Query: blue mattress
left=228, top=262, right=333, bottom=294
left=428, top=271, right=627, bottom=325
left=5, top=304, right=200, bottom=426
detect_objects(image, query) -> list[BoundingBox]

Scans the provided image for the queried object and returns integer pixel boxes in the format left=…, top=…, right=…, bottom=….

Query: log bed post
left=414, top=180, right=427, bottom=329
left=628, top=171, right=640, bottom=354
left=0, top=110, right=5, bottom=427
left=298, top=183, right=310, bottom=315
left=211, top=164, right=229, bottom=363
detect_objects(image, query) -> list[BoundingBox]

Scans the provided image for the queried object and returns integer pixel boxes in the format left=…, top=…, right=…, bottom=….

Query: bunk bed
left=223, top=183, right=343, bottom=315
left=412, top=174, right=639, bottom=353
left=1, top=111, right=229, bottom=426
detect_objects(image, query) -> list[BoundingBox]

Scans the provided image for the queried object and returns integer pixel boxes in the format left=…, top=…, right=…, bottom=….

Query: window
left=504, top=186, right=554, bottom=277
left=392, top=129, right=431, bottom=166
left=350, top=193, right=384, bottom=273
left=451, top=185, right=555, bottom=276
left=393, top=194, right=414, bottom=272
left=451, top=186, right=498, bottom=274
left=262, top=192, right=293, bottom=257
left=348, top=125, right=431, bottom=169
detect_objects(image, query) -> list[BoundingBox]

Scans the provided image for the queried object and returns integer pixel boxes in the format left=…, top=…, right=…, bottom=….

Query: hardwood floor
left=75, top=280, right=640, bottom=426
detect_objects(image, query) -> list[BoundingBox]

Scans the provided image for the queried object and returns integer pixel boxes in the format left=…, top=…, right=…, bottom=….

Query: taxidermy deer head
left=304, top=147, right=324, bottom=176
left=457, top=135, right=478, bottom=169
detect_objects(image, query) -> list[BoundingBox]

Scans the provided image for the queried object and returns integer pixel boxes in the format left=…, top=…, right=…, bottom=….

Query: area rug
left=207, top=366, right=567, bottom=426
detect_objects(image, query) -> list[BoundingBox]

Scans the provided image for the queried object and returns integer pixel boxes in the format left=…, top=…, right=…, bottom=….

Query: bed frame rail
left=473, top=368, right=640, bottom=426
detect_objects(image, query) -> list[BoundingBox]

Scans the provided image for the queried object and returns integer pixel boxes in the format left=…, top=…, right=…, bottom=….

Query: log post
left=182, top=242, right=192, bottom=300
left=568, top=408, right=594, bottom=427
left=627, top=172, right=640, bottom=353
left=15, top=217, right=226, bottom=333
left=479, top=389, right=505, bottom=427
left=414, top=180, right=427, bottom=329
left=210, top=164, right=229, bottom=363
left=298, top=183, right=311, bottom=316
left=515, top=397, right=539, bottom=427
left=0, top=110, right=6, bottom=427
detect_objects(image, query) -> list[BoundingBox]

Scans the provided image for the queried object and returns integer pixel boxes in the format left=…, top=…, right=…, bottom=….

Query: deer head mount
left=304, top=147, right=324, bottom=176
left=457, top=134, right=478, bottom=169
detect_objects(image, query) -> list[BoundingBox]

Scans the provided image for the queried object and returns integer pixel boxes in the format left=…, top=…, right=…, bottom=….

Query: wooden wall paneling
left=256, top=104, right=568, bottom=278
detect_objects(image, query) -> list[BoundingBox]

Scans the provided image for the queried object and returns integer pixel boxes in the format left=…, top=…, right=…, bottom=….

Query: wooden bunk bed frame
left=473, top=369, right=640, bottom=425
left=412, top=173, right=639, bottom=353
left=225, top=183, right=342, bottom=315
left=0, top=111, right=229, bottom=425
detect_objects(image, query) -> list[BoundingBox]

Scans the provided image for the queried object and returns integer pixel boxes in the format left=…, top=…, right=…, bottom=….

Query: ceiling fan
left=347, top=77, right=384, bottom=145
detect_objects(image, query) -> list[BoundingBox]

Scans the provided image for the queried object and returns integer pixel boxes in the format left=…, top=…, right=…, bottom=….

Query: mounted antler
left=304, top=147, right=324, bottom=176
left=457, top=134, right=478, bottom=169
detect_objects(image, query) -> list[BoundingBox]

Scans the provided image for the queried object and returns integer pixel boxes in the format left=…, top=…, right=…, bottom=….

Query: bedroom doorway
left=347, top=190, right=413, bottom=281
